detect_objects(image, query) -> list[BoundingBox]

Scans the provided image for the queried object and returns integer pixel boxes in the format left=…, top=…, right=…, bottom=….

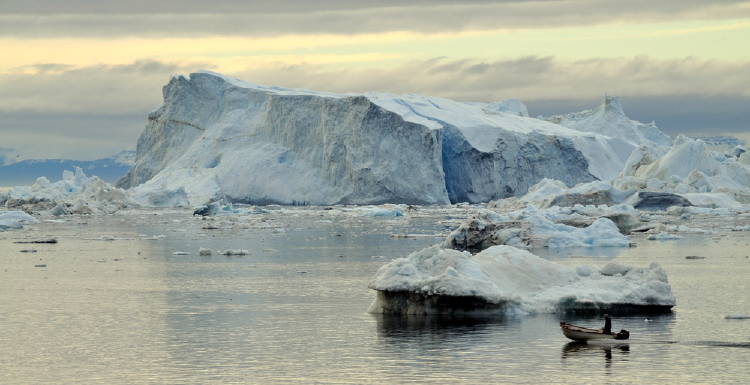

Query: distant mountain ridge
left=0, top=151, right=134, bottom=186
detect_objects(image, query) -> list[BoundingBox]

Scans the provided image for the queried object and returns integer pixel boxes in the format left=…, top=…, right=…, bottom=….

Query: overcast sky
left=1, top=0, right=749, bottom=159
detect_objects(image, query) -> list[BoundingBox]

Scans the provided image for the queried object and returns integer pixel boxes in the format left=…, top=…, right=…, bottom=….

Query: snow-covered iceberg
left=443, top=207, right=631, bottom=253
left=119, top=71, right=661, bottom=206
left=2, top=167, right=136, bottom=214
left=368, top=245, right=675, bottom=315
left=546, top=96, right=672, bottom=150
left=508, top=135, right=750, bottom=210
left=517, top=179, right=633, bottom=208
left=614, top=135, right=750, bottom=204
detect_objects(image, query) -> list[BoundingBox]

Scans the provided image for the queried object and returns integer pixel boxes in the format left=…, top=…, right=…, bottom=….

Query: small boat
left=560, top=322, right=630, bottom=341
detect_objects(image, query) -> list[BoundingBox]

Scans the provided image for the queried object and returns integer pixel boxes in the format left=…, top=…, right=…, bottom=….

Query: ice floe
left=443, top=207, right=630, bottom=253
left=369, top=244, right=675, bottom=315
left=0, top=210, right=39, bottom=231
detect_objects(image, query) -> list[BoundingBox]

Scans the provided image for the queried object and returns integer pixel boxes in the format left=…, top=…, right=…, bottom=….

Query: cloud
left=1, top=0, right=748, bottom=37
left=229, top=56, right=750, bottom=101
left=0, top=112, right=142, bottom=160
left=229, top=56, right=750, bottom=135
left=0, top=59, right=210, bottom=114
left=1, top=56, right=748, bottom=159
left=0, top=147, right=17, bottom=165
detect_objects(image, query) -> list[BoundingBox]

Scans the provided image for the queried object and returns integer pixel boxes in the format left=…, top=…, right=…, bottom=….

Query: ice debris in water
left=198, top=248, right=213, bottom=256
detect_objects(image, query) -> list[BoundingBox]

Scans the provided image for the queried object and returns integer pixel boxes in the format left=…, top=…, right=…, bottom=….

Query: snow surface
left=368, top=244, right=675, bottom=314
left=121, top=71, right=664, bottom=206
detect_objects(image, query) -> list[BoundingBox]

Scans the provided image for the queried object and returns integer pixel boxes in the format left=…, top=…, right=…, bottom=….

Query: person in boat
left=603, top=314, right=612, bottom=334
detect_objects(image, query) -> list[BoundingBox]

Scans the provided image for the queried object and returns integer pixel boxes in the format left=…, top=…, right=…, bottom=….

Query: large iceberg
left=119, top=71, right=661, bottom=206
left=369, top=245, right=675, bottom=315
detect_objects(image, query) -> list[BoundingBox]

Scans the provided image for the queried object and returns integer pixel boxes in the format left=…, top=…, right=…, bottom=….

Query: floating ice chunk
left=0, top=211, right=39, bottom=231
left=368, top=244, right=675, bottom=315
left=198, top=248, right=212, bottom=256
left=219, top=249, right=249, bottom=256
left=364, top=208, right=404, bottom=217
left=725, top=314, right=750, bottom=320
left=647, top=232, right=682, bottom=241
left=528, top=216, right=630, bottom=248
left=444, top=207, right=630, bottom=252
left=173, top=251, right=190, bottom=255
left=360, top=206, right=404, bottom=217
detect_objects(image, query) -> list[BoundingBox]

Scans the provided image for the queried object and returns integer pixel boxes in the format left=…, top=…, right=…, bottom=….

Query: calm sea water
left=1, top=208, right=749, bottom=384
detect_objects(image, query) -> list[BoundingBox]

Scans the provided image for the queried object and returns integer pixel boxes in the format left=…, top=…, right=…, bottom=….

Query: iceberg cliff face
left=121, top=71, right=654, bottom=206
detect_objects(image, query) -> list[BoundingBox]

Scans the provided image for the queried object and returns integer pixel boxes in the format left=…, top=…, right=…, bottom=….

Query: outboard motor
left=614, top=329, right=630, bottom=340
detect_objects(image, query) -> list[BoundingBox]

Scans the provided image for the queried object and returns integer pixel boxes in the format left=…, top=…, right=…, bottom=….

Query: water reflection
left=562, top=341, right=631, bottom=371
left=374, top=314, right=512, bottom=340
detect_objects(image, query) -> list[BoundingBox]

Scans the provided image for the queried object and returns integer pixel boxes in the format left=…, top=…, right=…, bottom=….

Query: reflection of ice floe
left=0, top=210, right=39, bottom=231
left=368, top=245, right=675, bottom=315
